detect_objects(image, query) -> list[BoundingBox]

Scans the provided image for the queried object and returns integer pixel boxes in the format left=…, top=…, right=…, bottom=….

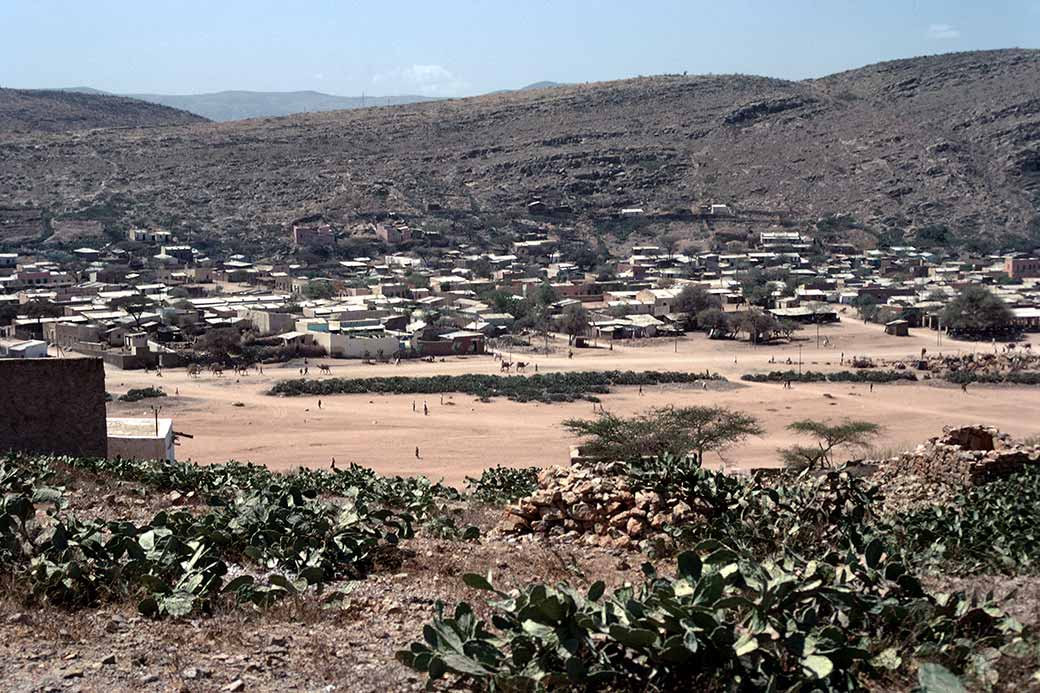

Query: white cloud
left=372, top=64, right=470, bottom=96
left=313, top=73, right=325, bottom=81
left=926, top=23, right=961, bottom=40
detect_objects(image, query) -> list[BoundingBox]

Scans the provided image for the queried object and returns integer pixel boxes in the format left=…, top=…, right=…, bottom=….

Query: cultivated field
left=105, top=316, right=1040, bottom=484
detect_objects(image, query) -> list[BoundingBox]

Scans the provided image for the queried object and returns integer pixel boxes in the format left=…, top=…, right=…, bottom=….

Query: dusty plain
left=104, top=314, right=1040, bottom=484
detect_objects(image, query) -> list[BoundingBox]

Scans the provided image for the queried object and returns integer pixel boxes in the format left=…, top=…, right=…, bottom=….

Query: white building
left=0, top=339, right=48, bottom=358
left=107, top=417, right=175, bottom=462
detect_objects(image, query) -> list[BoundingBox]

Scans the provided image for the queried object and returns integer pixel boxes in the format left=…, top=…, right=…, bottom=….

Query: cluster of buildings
left=2, top=222, right=1039, bottom=368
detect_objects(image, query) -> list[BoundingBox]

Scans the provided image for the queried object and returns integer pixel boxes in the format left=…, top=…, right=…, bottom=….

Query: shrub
left=118, top=387, right=166, bottom=402
left=465, top=466, right=540, bottom=504
left=741, top=370, right=916, bottom=384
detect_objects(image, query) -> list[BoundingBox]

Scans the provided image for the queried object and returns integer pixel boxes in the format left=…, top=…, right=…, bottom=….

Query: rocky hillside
left=1, top=49, right=1038, bottom=252
left=0, top=89, right=207, bottom=133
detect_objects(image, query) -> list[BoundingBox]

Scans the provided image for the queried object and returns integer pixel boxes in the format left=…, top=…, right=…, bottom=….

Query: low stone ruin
left=499, top=462, right=704, bottom=549
left=502, top=425, right=1040, bottom=544
left=870, top=425, right=1040, bottom=511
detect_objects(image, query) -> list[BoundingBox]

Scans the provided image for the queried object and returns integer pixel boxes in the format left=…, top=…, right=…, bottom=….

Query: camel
left=209, top=364, right=224, bottom=377
left=186, top=364, right=201, bottom=379
left=515, top=361, right=527, bottom=373
left=500, top=361, right=512, bottom=373
left=318, top=364, right=332, bottom=375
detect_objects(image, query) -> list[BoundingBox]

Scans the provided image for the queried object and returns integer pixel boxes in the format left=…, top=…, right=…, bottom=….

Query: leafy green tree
left=471, top=257, right=493, bottom=278
left=675, top=285, right=720, bottom=328
left=853, top=295, right=880, bottom=323
left=780, top=419, right=882, bottom=471
left=532, top=282, right=558, bottom=307
left=564, top=406, right=762, bottom=464
left=303, top=280, right=337, bottom=300
left=738, top=310, right=780, bottom=344
left=406, top=271, right=430, bottom=289
left=941, top=285, right=1014, bottom=339
left=556, top=304, right=590, bottom=344
left=697, top=308, right=733, bottom=339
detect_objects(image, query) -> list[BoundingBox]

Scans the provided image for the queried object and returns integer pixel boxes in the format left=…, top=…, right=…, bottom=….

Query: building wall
left=0, top=358, right=107, bottom=457
left=108, top=435, right=171, bottom=461
left=239, top=309, right=294, bottom=336
left=1006, top=257, right=1040, bottom=279
left=312, top=332, right=400, bottom=358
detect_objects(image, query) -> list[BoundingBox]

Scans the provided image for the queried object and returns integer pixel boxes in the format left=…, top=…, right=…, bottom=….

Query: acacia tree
left=563, top=406, right=762, bottom=464
left=941, top=285, right=1014, bottom=339
left=780, top=419, right=882, bottom=471
left=109, top=294, right=156, bottom=330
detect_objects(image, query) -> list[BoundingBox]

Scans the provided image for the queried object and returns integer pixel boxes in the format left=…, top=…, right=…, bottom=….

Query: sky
left=2, top=0, right=1039, bottom=96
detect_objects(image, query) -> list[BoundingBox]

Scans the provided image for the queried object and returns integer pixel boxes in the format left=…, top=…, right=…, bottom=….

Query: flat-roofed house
left=107, top=417, right=175, bottom=462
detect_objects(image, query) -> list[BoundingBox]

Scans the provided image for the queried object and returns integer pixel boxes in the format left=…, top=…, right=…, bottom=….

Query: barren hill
left=0, top=88, right=207, bottom=133
left=1, top=49, right=1038, bottom=252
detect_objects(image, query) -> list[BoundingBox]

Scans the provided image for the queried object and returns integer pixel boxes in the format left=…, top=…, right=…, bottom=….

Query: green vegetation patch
left=742, top=370, right=917, bottom=384
left=269, top=370, right=723, bottom=404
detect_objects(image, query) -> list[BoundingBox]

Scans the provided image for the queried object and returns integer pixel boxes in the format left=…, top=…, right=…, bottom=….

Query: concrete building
left=107, top=417, right=175, bottom=462
left=292, top=223, right=335, bottom=247
left=375, top=223, right=412, bottom=244
left=128, top=228, right=172, bottom=244
left=310, top=331, right=400, bottom=359
left=0, top=339, right=48, bottom=358
left=1006, top=256, right=1040, bottom=279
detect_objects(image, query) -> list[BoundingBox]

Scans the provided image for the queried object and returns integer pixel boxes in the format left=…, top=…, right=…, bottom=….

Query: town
left=3, top=215, right=1038, bottom=370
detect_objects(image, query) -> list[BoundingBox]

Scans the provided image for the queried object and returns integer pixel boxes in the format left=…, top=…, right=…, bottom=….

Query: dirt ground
left=103, top=317, right=1040, bottom=485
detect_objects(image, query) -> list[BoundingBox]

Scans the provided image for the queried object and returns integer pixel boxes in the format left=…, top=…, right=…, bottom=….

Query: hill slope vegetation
left=0, top=88, right=207, bottom=133
left=1, top=49, right=1038, bottom=252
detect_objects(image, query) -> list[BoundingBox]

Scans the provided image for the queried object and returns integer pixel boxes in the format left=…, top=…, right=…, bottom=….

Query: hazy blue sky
left=3, top=1, right=1038, bottom=95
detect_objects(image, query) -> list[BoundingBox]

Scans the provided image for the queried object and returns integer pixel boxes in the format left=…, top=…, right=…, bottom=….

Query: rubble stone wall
left=0, top=358, right=108, bottom=457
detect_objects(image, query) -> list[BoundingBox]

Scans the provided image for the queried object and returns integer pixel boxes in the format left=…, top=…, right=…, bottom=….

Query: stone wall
left=0, top=358, right=107, bottom=457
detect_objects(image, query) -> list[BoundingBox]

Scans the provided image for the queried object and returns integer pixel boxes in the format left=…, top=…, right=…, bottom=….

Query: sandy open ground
left=103, top=316, right=1040, bottom=485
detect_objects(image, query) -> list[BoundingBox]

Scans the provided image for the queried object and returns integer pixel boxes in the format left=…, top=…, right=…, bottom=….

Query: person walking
left=318, top=399, right=322, bottom=409
left=423, top=400, right=429, bottom=416
left=415, top=446, right=420, bottom=459
left=412, top=400, right=416, bottom=413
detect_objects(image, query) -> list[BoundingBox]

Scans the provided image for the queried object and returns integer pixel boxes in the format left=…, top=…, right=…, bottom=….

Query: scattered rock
left=500, top=460, right=710, bottom=548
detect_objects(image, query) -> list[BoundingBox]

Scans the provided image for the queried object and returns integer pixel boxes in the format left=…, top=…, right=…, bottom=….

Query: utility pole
left=150, top=405, right=162, bottom=437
